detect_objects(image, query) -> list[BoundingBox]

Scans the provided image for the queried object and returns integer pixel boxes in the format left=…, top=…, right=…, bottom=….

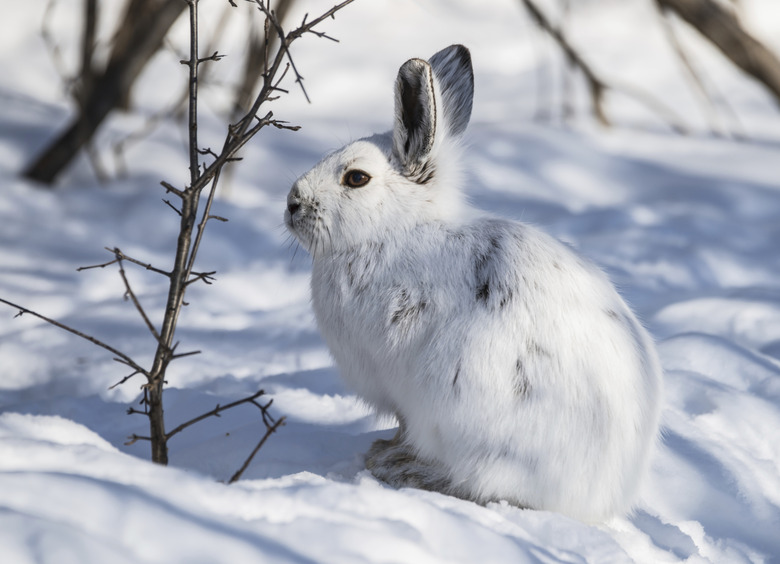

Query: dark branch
left=111, top=370, right=142, bottom=390
left=113, top=249, right=162, bottom=344
left=519, top=0, right=689, bottom=133
left=519, top=0, right=609, bottom=126
left=197, top=146, right=219, bottom=159
left=0, top=297, right=150, bottom=378
left=180, top=50, right=226, bottom=65
left=165, top=390, right=268, bottom=440
left=227, top=416, right=286, bottom=484
left=114, top=247, right=171, bottom=276
left=125, top=433, right=152, bottom=445
left=79, top=247, right=170, bottom=277
left=77, top=256, right=119, bottom=271
left=170, top=349, right=201, bottom=360
left=163, top=198, right=183, bottom=216
left=656, top=0, right=780, bottom=105
left=161, top=181, right=184, bottom=198
left=185, top=271, right=217, bottom=286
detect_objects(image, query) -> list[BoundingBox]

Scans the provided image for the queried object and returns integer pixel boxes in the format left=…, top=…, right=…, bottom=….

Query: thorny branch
left=112, top=5, right=234, bottom=178
left=2, top=0, right=357, bottom=471
left=78, top=247, right=170, bottom=277
left=0, top=297, right=150, bottom=378
left=165, top=390, right=270, bottom=440
left=114, top=250, right=162, bottom=344
left=110, top=370, right=142, bottom=390
left=228, top=415, right=286, bottom=484
left=125, top=389, right=286, bottom=485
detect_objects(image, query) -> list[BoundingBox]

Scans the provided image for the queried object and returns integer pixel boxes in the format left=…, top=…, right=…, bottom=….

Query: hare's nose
left=287, top=183, right=302, bottom=216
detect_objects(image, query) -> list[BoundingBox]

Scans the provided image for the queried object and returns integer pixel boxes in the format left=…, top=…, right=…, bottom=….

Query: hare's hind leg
left=365, top=422, right=453, bottom=495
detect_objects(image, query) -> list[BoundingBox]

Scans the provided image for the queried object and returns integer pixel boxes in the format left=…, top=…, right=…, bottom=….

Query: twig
left=519, top=0, right=609, bottom=126
left=170, top=349, right=201, bottom=359
left=165, top=390, right=268, bottom=440
left=271, top=21, right=309, bottom=102
left=179, top=51, right=226, bottom=65
left=185, top=271, right=217, bottom=286
left=519, top=0, right=689, bottom=133
left=656, top=4, right=745, bottom=138
left=125, top=433, right=152, bottom=445
left=197, top=147, right=219, bottom=159
left=0, top=297, right=150, bottom=378
left=113, top=249, right=162, bottom=344
left=185, top=156, right=222, bottom=283
left=228, top=416, right=286, bottom=484
left=252, top=0, right=357, bottom=104
left=187, top=0, right=200, bottom=187
left=78, top=247, right=170, bottom=277
left=161, top=181, right=185, bottom=198
left=110, top=370, right=141, bottom=390
left=77, top=256, right=119, bottom=271
left=163, top=199, right=183, bottom=216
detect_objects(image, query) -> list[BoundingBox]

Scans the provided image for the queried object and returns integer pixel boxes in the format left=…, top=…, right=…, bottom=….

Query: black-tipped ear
left=428, top=45, right=473, bottom=138
left=393, top=58, right=436, bottom=175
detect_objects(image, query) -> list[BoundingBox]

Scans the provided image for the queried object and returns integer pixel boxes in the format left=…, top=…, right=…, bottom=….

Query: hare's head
left=285, top=45, right=474, bottom=257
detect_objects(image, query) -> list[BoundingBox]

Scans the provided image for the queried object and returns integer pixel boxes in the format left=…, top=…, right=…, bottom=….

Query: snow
left=1, top=0, right=780, bottom=562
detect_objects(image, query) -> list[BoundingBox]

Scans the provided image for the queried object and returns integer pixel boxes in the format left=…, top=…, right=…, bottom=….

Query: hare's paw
left=365, top=439, right=452, bottom=494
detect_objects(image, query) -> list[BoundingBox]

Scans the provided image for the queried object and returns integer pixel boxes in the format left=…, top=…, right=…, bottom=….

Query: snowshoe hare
left=285, top=45, right=662, bottom=522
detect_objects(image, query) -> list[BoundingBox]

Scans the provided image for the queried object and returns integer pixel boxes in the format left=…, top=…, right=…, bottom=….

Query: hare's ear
left=393, top=58, right=437, bottom=177
left=428, top=45, right=473, bottom=138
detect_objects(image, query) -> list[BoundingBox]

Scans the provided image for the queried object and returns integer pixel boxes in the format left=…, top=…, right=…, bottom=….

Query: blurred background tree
left=21, top=0, right=780, bottom=186
left=24, top=0, right=297, bottom=186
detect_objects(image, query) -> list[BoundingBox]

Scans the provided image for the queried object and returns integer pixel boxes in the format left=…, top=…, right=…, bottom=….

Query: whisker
left=324, top=224, right=333, bottom=256
left=291, top=241, right=301, bottom=263
left=312, top=219, right=320, bottom=260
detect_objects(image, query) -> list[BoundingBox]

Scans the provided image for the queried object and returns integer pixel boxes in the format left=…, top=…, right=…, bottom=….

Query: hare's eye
left=344, top=169, right=371, bottom=189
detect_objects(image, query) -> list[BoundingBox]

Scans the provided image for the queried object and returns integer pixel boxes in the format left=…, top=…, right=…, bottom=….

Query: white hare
left=285, top=45, right=663, bottom=522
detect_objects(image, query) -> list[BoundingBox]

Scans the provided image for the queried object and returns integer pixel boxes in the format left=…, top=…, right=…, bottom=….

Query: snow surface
left=1, top=0, right=780, bottom=562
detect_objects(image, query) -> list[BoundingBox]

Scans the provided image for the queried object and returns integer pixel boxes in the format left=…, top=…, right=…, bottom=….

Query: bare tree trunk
left=24, top=0, right=186, bottom=185
left=657, top=0, right=780, bottom=104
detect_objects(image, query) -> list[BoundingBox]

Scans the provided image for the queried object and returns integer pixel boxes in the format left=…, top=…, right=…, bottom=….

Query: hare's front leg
left=365, top=418, right=453, bottom=495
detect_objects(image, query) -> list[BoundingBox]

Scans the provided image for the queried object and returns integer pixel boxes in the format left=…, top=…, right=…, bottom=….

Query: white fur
left=285, top=45, right=663, bottom=523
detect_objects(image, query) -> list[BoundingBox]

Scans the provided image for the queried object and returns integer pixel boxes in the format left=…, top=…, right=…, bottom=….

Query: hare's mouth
left=286, top=206, right=330, bottom=258
left=285, top=211, right=308, bottom=247
left=284, top=208, right=297, bottom=233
